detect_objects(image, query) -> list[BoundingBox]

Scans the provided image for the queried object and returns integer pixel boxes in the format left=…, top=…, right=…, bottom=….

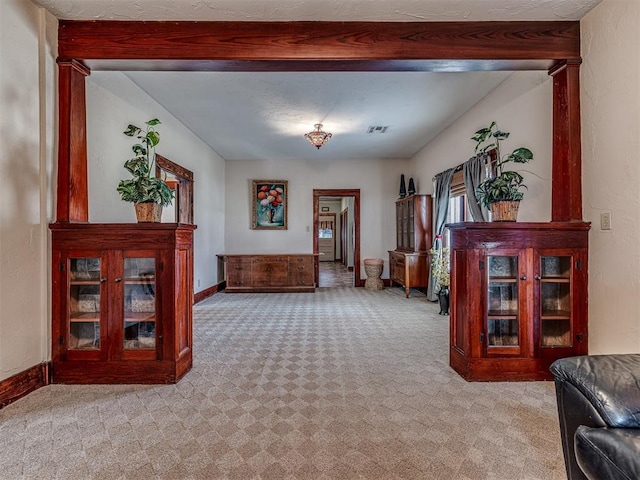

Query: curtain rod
left=432, top=162, right=464, bottom=182
left=432, top=150, right=495, bottom=182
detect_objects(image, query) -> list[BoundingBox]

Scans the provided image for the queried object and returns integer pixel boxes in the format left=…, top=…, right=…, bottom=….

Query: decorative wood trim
left=156, top=154, right=194, bottom=181
left=155, top=154, right=195, bottom=224
left=58, top=21, right=580, bottom=66
left=0, top=363, right=50, bottom=409
left=550, top=60, right=583, bottom=221
left=193, top=283, right=224, bottom=304
left=56, top=59, right=90, bottom=223
left=313, top=189, right=361, bottom=287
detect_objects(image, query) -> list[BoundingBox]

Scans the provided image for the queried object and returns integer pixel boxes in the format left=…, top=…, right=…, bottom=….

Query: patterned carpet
left=0, top=288, right=566, bottom=479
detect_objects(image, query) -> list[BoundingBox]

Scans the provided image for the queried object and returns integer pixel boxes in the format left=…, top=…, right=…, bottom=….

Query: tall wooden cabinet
left=388, top=195, right=433, bottom=298
left=51, top=223, right=196, bottom=384
left=448, top=222, right=590, bottom=381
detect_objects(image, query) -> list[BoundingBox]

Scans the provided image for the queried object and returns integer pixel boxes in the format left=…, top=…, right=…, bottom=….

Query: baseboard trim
left=0, top=362, right=50, bottom=409
left=194, top=282, right=225, bottom=304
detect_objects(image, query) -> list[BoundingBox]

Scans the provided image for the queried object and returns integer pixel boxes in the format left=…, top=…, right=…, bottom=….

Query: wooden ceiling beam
left=58, top=21, right=580, bottom=65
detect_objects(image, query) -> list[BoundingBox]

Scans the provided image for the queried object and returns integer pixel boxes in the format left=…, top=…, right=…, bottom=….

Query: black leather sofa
left=550, top=354, right=640, bottom=480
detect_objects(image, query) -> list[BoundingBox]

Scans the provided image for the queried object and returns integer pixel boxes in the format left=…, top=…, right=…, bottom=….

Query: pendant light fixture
left=304, top=124, right=332, bottom=149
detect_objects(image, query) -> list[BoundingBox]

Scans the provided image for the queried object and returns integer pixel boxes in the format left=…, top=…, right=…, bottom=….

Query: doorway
left=313, top=189, right=360, bottom=287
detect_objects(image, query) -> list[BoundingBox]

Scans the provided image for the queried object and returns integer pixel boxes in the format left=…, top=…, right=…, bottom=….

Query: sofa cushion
left=550, top=354, right=640, bottom=428
left=575, top=426, right=640, bottom=480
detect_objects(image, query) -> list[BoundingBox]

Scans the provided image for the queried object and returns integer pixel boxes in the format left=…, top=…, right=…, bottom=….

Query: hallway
left=318, top=261, right=353, bottom=287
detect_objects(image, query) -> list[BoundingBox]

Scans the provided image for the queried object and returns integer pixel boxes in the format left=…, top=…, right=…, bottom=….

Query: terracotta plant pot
left=490, top=201, right=520, bottom=222
left=134, top=202, right=162, bottom=222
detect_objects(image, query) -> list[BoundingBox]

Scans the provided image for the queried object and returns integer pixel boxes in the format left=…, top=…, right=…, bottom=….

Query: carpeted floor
left=0, top=287, right=566, bottom=479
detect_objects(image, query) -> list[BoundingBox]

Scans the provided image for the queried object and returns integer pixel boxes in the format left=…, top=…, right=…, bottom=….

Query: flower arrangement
left=429, top=246, right=450, bottom=289
left=256, top=183, right=284, bottom=224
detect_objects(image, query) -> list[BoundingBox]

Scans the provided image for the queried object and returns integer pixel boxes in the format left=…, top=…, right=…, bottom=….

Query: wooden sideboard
left=218, top=254, right=316, bottom=293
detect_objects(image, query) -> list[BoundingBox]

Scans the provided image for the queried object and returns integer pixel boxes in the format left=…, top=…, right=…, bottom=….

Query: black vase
left=399, top=174, right=407, bottom=198
left=408, top=177, right=416, bottom=196
left=438, top=286, right=450, bottom=315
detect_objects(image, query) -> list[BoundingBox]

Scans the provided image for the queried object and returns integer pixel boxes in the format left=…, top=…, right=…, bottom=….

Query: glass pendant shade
left=304, top=124, right=332, bottom=149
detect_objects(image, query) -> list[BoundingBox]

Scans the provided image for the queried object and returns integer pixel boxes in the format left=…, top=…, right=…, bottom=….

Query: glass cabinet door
left=539, top=256, right=572, bottom=348
left=486, top=255, right=520, bottom=353
left=68, top=257, right=103, bottom=351
left=401, top=201, right=409, bottom=249
left=407, top=199, right=415, bottom=250
left=396, top=203, right=402, bottom=248
left=123, top=257, right=157, bottom=351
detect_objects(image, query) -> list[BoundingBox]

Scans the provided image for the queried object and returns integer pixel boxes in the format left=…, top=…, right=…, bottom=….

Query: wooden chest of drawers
left=388, top=250, right=429, bottom=298
left=219, top=254, right=316, bottom=293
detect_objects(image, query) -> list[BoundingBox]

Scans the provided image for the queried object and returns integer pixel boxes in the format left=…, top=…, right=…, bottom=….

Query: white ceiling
left=35, top=0, right=602, bottom=161
left=34, top=0, right=602, bottom=22
left=118, top=70, right=512, bottom=161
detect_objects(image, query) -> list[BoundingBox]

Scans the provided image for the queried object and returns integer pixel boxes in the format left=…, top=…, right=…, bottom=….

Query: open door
left=318, top=213, right=336, bottom=261
left=313, top=189, right=360, bottom=286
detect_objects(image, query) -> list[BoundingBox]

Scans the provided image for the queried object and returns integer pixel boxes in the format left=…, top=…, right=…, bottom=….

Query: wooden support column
left=56, top=59, right=90, bottom=223
left=550, top=60, right=583, bottom=221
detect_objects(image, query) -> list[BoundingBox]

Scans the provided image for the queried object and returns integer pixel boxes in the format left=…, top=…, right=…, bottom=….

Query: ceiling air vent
left=367, top=126, right=389, bottom=134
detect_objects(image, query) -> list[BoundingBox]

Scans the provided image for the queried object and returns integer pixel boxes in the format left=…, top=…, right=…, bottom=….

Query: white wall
left=581, top=0, right=640, bottom=353
left=85, top=72, right=225, bottom=292
left=411, top=71, right=553, bottom=223
left=225, top=158, right=410, bottom=278
left=0, top=0, right=56, bottom=381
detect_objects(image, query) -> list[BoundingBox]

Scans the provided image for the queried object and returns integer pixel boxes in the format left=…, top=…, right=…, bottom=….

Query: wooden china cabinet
left=448, top=222, right=589, bottom=381
left=51, top=223, right=195, bottom=384
left=388, top=195, right=433, bottom=298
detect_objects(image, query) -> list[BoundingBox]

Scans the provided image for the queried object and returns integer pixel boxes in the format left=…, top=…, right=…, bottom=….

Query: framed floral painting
left=251, top=180, right=288, bottom=230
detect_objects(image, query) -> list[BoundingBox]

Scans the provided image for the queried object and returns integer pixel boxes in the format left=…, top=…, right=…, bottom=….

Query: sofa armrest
left=575, top=426, right=640, bottom=480
left=550, top=354, right=640, bottom=428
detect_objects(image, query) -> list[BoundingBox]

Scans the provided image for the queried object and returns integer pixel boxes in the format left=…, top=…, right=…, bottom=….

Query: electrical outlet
left=600, top=212, right=612, bottom=230
left=197, top=279, right=201, bottom=287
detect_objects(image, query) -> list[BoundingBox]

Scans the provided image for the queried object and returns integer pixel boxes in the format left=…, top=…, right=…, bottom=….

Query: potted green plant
left=117, top=118, right=174, bottom=222
left=472, top=121, right=533, bottom=221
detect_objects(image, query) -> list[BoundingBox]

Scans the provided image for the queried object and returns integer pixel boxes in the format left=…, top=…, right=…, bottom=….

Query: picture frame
left=321, top=207, right=330, bottom=212
left=251, top=180, right=288, bottom=230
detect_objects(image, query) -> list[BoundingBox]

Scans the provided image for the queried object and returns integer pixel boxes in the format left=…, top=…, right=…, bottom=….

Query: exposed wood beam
left=58, top=21, right=580, bottom=64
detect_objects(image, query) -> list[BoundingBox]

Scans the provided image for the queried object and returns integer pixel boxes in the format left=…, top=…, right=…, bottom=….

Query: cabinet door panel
left=120, top=251, right=159, bottom=360
left=536, top=251, right=585, bottom=352
left=66, top=255, right=106, bottom=359
left=252, top=257, right=288, bottom=286
left=484, top=250, right=526, bottom=356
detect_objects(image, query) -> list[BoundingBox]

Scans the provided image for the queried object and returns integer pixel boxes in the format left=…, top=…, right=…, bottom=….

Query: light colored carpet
left=0, top=287, right=566, bottom=479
